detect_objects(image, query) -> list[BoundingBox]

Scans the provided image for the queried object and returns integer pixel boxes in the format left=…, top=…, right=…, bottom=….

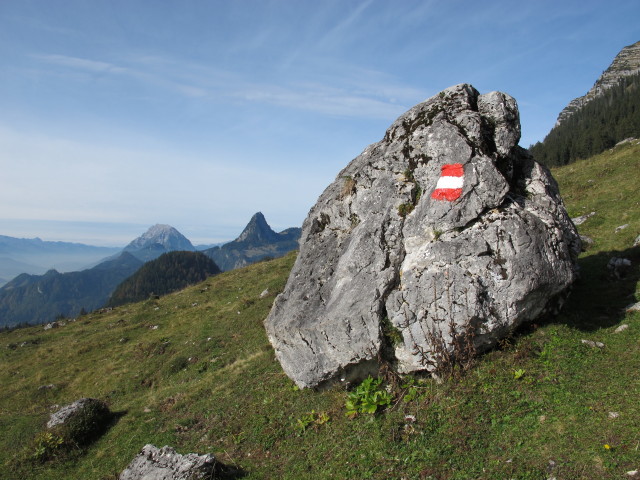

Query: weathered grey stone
left=47, top=397, right=110, bottom=429
left=608, top=257, right=632, bottom=279
left=626, top=301, right=640, bottom=312
left=579, top=234, right=594, bottom=251
left=581, top=339, right=605, bottom=349
left=265, top=84, right=580, bottom=389
left=572, top=211, right=595, bottom=226
left=118, top=444, right=217, bottom=480
left=46, top=397, right=112, bottom=447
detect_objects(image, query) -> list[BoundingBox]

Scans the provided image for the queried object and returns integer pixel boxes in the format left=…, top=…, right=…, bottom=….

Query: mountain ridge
left=0, top=251, right=142, bottom=328
left=556, top=40, right=640, bottom=126
left=0, top=235, right=122, bottom=287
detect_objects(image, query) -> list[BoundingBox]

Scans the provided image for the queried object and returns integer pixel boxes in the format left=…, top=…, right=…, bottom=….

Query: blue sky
left=1, top=0, right=638, bottom=246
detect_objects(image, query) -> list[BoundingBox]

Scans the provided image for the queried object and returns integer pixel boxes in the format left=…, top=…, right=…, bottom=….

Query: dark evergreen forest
left=529, top=73, right=640, bottom=166
left=107, top=251, right=220, bottom=307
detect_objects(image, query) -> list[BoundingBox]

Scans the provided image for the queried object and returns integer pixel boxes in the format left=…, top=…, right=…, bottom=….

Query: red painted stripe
left=441, top=163, right=463, bottom=177
left=431, top=188, right=462, bottom=201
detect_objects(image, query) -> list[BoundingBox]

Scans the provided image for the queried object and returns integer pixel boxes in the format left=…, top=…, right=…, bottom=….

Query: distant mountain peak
left=125, top=224, right=194, bottom=251
left=236, top=212, right=280, bottom=244
left=123, top=224, right=195, bottom=262
left=202, top=212, right=301, bottom=272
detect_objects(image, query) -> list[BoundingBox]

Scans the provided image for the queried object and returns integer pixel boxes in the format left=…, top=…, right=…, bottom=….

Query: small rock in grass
left=615, top=324, right=629, bottom=333
left=581, top=339, right=605, bottom=348
left=608, top=411, right=620, bottom=419
left=118, top=444, right=219, bottom=480
left=46, top=398, right=112, bottom=446
left=579, top=235, right=594, bottom=250
left=615, top=224, right=629, bottom=233
left=571, top=211, right=595, bottom=225
left=260, top=288, right=270, bottom=298
left=607, top=257, right=632, bottom=279
left=626, top=302, right=640, bottom=313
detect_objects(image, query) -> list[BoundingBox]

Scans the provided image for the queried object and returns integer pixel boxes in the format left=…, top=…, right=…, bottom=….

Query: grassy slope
left=0, top=143, right=639, bottom=480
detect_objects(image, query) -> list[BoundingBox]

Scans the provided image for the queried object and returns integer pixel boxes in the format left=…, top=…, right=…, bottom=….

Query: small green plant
left=433, top=230, right=443, bottom=241
left=400, top=378, right=422, bottom=403
left=398, top=202, right=415, bottom=217
left=513, top=368, right=526, bottom=380
left=380, top=316, right=403, bottom=347
left=345, top=376, right=392, bottom=417
left=31, top=431, right=64, bottom=462
left=295, top=410, right=330, bottom=434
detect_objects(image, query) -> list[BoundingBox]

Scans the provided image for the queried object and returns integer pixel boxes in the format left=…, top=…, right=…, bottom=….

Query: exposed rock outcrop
left=118, top=444, right=218, bottom=480
left=265, top=84, right=580, bottom=389
left=556, top=40, right=640, bottom=126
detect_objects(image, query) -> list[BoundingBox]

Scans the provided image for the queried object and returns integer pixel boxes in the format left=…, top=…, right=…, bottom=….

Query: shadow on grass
left=556, top=245, right=640, bottom=331
left=215, top=463, right=248, bottom=479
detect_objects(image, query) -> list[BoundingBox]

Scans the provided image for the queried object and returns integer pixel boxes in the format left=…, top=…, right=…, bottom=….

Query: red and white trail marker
left=431, top=163, right=464, bottom=201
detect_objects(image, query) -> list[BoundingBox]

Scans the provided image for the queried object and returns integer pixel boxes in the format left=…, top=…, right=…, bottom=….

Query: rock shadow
left=214, top=463, right=248, bottom=479
left=551, top=244, right=639, bottom=331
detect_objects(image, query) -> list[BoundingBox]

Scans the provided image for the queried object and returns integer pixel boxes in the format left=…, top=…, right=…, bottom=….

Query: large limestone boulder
left=265, top=84, right=581, bottom=388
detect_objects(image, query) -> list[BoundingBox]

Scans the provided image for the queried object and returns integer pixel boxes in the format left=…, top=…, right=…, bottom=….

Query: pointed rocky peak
left=124, top=224, right=195, bottom=252
left=235, top=212, right=280, bottom=245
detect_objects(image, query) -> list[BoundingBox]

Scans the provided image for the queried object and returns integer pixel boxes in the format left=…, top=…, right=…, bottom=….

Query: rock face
left=265, top=84, right=581, bottom=389
left=119, top=444, right=218, bottom=480
left=556, top=40, right=640, bottom=126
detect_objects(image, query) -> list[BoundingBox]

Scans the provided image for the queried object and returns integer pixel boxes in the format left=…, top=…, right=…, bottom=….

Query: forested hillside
left=0, top=253, right=142, bottom=328
left=529, top=73, right=640, bottom=166
left=106, top=251, right=220, bottom=307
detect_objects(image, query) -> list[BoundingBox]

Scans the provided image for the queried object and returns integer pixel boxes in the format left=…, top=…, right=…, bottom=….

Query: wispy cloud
left=28, top=51, right=425, bottom=119
left=34, top=54, right=128, bottom=74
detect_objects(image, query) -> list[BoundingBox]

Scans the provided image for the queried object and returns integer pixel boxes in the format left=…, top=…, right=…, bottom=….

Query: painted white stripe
left=434, top=176, right=464, bottom=189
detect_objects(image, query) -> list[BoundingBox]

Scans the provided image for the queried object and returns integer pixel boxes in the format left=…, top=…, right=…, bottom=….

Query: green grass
left=1, top=143, right=639, bottom=479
